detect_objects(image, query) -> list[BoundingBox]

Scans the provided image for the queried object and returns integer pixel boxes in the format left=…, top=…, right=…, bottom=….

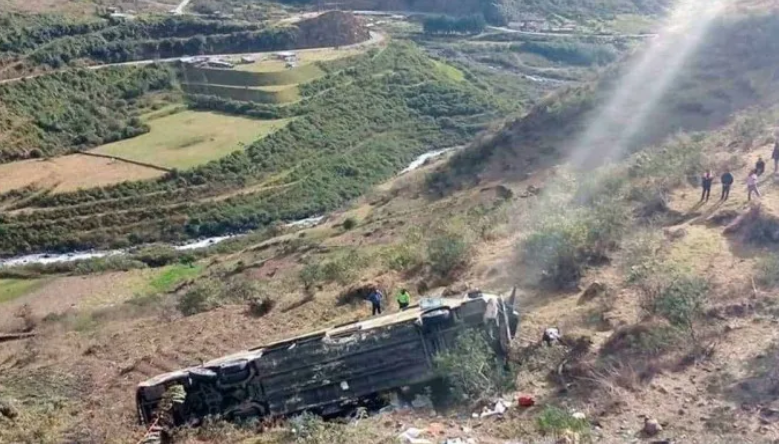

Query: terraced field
left=92, top=110, right=292, bottom=169
left=179, top=46, right=362, bottom=104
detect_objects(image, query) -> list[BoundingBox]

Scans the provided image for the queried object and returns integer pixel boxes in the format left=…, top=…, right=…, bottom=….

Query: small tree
left=433, top=330, right=513, bottom=401
left=299, top=263, right=322, bottom=293
left=653, top=275, right=709, bottom=345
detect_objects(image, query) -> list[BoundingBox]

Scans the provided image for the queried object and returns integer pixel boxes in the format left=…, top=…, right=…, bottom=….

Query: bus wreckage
left=136, top=289, right=520, bottom=425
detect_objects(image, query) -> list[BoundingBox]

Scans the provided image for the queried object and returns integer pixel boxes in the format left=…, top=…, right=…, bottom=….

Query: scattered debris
left=643, top=418, right=663, bottom=436
left=542, top=327, right=561, bottom=346
left=478, top=399, right=509, bottom=418
left=399, top=427, right=433, bottom=444
left=572, top=411, right=586, bottom=420
left=516, top=394, right=535, bottom=407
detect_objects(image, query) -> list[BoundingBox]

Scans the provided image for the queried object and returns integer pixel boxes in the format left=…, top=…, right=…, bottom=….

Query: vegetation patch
left=0, top=278, right=46, bottom=304
left=92, top=111, right=291, bottom=169
left=0, top=65, right=175, bottom=162
left=434, top=329, right=514, bottom=402
left=147, top=263, right=203, bottom=293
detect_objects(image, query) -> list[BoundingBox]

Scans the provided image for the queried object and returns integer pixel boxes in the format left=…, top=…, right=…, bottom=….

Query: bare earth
left=0, top=154, right=164, bottom=194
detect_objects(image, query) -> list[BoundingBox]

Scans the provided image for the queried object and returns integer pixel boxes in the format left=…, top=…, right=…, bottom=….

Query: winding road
left=0, top=30, right=385, bottom=85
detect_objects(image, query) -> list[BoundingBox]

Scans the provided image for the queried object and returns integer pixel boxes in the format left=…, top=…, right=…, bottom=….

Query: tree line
left=423, top=15, right=487, bottom=35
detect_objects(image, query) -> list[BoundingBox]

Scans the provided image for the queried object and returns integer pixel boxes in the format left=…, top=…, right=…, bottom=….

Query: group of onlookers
left=700, top=140, right=779, bottom=202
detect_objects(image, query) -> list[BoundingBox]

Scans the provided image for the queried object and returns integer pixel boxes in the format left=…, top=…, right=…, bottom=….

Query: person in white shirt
left=747, top=169, right=761, bottom=201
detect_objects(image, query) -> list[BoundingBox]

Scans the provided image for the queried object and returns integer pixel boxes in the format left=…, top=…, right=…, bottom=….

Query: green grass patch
left=92, top=110, right=292, bottom=169
left=147, top=263, right=203, bottom=293
left=181, top=83, right=301, bottom=103
left=433, top=60, right=465, bottom=82
left=0, top=278, right=46, bottom=304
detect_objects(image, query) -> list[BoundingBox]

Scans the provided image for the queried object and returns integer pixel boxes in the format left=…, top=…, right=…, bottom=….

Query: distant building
left=275, top=51, right=297, bottom=61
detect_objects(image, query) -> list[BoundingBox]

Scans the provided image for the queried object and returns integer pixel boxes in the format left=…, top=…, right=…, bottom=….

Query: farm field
left=0, top=154, right=165, bottom=194
left=92, top=111, right=292, bottom=170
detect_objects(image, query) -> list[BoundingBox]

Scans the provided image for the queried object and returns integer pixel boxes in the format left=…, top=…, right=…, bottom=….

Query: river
left=0, top=148, right=456, bottom=268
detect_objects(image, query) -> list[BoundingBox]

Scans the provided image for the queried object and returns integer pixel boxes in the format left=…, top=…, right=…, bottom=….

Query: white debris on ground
left=284, top=215, right=326, bottom=228
left=400, top=148, right=457, bottom=174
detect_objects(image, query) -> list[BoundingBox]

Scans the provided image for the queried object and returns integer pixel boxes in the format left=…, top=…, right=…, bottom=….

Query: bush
left=299, top=263, right=323, bottom=292
left=428, top=232, right=472, bottom=278
left=433, top=330, right=514, bottom=401
left=536, top=406, right=590, bottom=437
left=756, top=253, right=779, bottom=288
left=247, top=296, right=275, bottom=317
left=382, top=243, right=424, bottom=273
left=178, top=279, right=221, bottom=316
left=342, top=217, right=357, bottom=230
left=134, top=245, right=179, bottom=267
left=653, top=275, right=709, bottom=344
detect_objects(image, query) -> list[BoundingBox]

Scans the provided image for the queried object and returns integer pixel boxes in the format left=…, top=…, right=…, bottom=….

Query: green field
left=181, top=83, right=301, bottom=103
left=182, top=63, right=325, bottom=87
left=92, top=110, right=292, bottom=169
left=147, top=264, right=204, bottom=293
left=0, top=279, right=46, bottom=304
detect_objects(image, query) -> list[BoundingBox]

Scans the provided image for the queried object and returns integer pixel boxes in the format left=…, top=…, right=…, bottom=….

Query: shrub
left=536, top=406, right=590, bottom=437
left=299, top=263, right=323, bottom=292
left=319, top=250, right=363, bottom=286
left=653, top=275, right=709, bottom=344
left=756, top=254, right=779, bottom=288
left=342, top=217, right=357, bottom=230
left=134, top=245, right=179, bottom=267
left=178, top=279, right=221, bottom=316
left=382, top=243, right=424, bottom=273
left=433, top=330, right=514, bottom=401
left=247, top=296, right=275, bottom=317
left=428, top=232, right=472, bottom=278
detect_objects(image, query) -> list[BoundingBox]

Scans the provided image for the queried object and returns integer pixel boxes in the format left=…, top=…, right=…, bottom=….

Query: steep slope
left=429, top=12, right=779, bottom=193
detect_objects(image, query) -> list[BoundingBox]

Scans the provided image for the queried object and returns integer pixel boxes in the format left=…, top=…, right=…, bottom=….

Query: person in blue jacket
left=367, top=287, right=382, bottom=316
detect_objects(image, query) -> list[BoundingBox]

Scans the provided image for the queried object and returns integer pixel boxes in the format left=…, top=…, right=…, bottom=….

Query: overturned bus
left=136, top=289, right=520, bottom=425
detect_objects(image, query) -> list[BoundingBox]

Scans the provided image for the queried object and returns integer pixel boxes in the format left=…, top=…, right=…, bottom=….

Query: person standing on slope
left=756, top=157, right=766, bottom=177
left=747, top=169, right=761, bottom=201
left=367, top=287, right=383, bottom=316
left=721, top=169, right=734, bottom=201
left=700, top=169, right=713, bottom=202
left=773, top=139, right=779, bottom=174
left=396, top=288, right=411, bottom=310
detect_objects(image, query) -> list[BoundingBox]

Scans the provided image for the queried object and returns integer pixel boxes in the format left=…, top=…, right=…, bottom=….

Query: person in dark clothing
left=773, top=140, right=779, bottom=174
left=700, top=169, right=713, bottom=202
left=721, top=170, right=734, bottom=201
left=367, top=288, right=382, bottom=315
left=756, top=157, right=766, bottom=176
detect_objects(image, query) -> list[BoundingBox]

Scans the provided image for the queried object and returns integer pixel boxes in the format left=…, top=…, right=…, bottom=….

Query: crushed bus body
left=136, top=289, right=520, bottom=425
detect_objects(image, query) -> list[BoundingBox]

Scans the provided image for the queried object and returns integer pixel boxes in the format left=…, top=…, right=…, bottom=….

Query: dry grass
left=0, top=154, right=164, bottom=194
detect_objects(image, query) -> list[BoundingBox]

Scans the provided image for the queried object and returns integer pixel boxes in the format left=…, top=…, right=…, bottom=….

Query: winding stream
left=0, top=148, right=456, bottom=268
